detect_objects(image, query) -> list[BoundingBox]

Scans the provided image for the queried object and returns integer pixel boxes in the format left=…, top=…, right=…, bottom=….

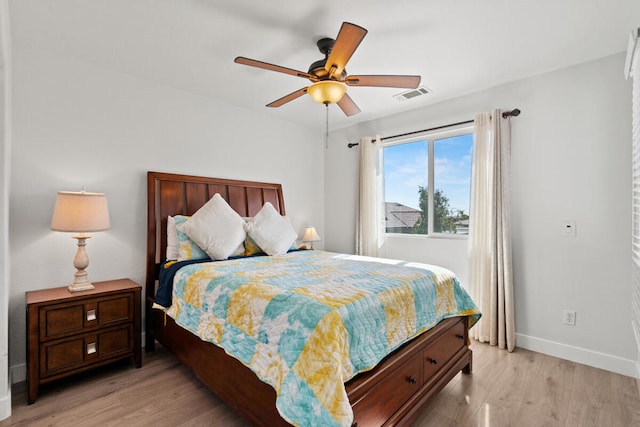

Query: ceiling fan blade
left=345, top=75, right=421, bottom=88
left=266, top=87, right=308, bottom=108
left=337, top=93, right=361, bottom=116
left=235, top=57, right=317, bottom=81
left=325, top=22, right=368, bottom=78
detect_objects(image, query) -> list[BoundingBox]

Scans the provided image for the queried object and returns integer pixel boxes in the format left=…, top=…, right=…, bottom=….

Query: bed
left=145, top=171, right=480, bottom=426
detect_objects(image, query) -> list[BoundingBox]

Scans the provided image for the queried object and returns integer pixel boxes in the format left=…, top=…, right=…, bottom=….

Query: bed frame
left=145, top=171, right=473, bottom=426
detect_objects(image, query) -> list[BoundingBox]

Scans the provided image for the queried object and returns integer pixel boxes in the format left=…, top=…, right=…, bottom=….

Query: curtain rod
left=347, top=108, right=521, bottom=148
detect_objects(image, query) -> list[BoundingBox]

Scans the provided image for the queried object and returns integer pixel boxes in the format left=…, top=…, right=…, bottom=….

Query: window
left=383, top=125, right=473, bottom=236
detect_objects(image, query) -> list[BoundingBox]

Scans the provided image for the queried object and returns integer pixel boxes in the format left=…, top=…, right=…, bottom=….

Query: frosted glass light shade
left=51, top=191, right=110, bottom=232
left=307, top=81, right=346, bottom=104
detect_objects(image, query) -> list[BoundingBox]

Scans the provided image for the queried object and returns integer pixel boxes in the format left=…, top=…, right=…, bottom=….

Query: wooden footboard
left=347, top=316, right=471, bottom=426
left=150, top=304, right=471, bottom=426
left=150, top=307, right=287, bottom=426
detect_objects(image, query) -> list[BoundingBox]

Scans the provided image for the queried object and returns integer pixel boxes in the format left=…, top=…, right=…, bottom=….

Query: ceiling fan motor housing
left=308, top=37, right=346, bottom=80
left=317, top=37, right=334, bottom=55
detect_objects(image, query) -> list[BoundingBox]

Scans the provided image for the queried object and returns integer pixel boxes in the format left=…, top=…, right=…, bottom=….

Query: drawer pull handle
left=86, top=309, right=96, bottom=321
left=87, top=342, right=96, bottom=355
left=455, top=334, right=464, bottom=340
left=427, top=357, right=438, bottom=365
left=406, top=376, right=417, bottom=384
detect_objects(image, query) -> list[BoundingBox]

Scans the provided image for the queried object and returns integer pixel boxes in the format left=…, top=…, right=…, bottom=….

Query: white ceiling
left=9, top=0, right=640, bottom=133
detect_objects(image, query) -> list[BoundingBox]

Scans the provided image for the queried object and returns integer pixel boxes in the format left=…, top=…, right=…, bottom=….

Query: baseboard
left=0, top=390, right=10, bottom=421
left=516, top=333, right=639, bottom=379
left=10, top=363, right=25, bottom=385
left=10, top=331, right=147, bottom=385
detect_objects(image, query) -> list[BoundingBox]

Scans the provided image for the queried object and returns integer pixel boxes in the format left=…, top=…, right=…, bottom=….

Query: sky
left=383, top=134, right=472, bottom=214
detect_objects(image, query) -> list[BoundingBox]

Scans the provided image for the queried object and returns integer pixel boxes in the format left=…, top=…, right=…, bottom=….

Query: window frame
left=383, top=123, right=474, bottom=239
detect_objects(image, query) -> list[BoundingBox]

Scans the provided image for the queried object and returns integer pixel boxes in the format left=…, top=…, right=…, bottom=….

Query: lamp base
left=68, top=281, right=95, bottom=292
left=67, top=234, right=95, bottom=292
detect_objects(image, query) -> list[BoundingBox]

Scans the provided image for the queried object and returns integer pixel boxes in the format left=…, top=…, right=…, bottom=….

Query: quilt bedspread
left=165, top=250, right=480, bottom=427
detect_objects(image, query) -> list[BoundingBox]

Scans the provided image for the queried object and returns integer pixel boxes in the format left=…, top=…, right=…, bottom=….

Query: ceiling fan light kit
left=234, top=22, right=421, bottom=116
left=307, top=80, right=347, bottom=104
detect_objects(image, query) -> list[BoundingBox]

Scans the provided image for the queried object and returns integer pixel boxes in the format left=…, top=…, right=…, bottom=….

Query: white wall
left=7, top=43, right=324, bottom=382
left=325, top=53, right=638, bottom=377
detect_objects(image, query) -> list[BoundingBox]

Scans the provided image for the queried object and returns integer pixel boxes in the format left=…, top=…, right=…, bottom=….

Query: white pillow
left=246, top=202, right=297, bottom=256
left=170, top=215, right=244, bottom=261
left=177, top=193, right=246, bottom=260
left=166, top=215, right=179, bottom=260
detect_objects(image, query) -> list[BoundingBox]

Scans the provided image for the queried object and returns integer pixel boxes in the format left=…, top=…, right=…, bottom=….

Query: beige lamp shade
left=51, top=191, right=110, bottom=232
left=307, top=81, right=347, bottom=104
left=302, top=226, right=321, bottom=250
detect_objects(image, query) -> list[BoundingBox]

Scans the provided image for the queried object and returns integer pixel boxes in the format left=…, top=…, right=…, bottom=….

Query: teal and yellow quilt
left=165, top=250, right=480, bottom=427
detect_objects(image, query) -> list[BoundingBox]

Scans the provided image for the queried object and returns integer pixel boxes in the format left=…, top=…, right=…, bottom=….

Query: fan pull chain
left=325, top=103, right=329, bottom=149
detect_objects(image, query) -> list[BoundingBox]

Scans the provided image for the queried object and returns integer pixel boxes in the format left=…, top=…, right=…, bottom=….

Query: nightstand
left=26, top=278, right=141, bottom=404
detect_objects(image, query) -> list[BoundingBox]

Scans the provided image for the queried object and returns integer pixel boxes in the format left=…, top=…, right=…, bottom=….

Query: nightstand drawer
left=39, top=293, right=134, bottom=341
left=40, top=324, right=134, bottom=378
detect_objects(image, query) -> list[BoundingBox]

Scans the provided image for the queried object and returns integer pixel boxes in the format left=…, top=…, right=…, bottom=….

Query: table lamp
left=302, top=226, right=321, bottom=250
left=50, top=190, right=110, bottom=292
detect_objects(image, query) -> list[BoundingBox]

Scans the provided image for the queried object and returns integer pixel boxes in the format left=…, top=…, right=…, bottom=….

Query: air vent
left=394, top=86, right=431, bottom=102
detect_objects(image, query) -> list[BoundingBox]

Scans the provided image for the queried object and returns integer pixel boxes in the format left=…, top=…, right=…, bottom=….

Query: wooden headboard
left=144, top=171, right=285, bottom=320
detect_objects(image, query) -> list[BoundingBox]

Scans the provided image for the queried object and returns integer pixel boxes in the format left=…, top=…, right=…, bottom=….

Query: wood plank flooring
left=2, top=342, right=639, bottom=426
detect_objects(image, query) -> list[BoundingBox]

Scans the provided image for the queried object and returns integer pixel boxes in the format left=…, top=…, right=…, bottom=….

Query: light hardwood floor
left=2, top=342, right=639, bottom=426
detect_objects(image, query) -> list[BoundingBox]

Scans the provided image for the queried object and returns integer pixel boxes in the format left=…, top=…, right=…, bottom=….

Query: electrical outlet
left=563, top=310, right=576, bottom=326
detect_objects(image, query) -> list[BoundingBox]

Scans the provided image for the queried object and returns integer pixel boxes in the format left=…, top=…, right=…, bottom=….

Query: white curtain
left=355, top=136, right=384, bottom=256
left=468, top=110, right=516, bottom=352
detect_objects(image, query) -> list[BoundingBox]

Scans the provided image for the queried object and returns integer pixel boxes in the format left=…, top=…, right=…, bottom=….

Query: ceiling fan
left=234, top=22, right=421, bottom=116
